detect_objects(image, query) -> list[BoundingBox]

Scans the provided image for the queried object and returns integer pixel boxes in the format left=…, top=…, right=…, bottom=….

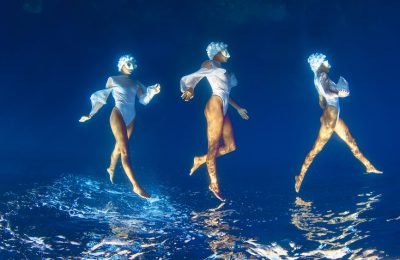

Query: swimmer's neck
left=211, top=60, right=222, bottom=67
left=120, top=72, right=132, bottom=77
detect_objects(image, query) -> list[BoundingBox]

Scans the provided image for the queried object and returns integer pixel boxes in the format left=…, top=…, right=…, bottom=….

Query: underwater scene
left=1, top=0, right=399, bottom=259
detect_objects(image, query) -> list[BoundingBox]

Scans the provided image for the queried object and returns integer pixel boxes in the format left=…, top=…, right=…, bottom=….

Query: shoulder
left=108, top=75, right=122, bottom=83
left=134, top=79, right=144, bottom=87
left=201, top=60, right=213, bottom=69
left=318, top=72, right=330, bottom=82
left=106, top=76, right=115, bottom=88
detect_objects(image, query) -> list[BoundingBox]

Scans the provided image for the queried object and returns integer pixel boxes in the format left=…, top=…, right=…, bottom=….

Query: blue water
left=0, top=168, right=398, bottom=258
left=2, top=0, right=400, bottom=258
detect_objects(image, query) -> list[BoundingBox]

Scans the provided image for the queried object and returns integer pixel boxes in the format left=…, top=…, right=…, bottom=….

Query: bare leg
left=107, top=121, right=135, bottom=183
left=204, top=96, right=225, bottom=201
left=190, top=115, right=236, bottom=175
left=109, top=108, right=150, bottom=199
left=295, top=107, right=338, bottom=193
left=335, top=118, right=382, bottom=174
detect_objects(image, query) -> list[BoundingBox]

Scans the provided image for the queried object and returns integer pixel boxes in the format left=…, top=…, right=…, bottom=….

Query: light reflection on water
left=192, top=202, right=254, bottom=259
left=191, top=202, right=293, bottom=259
left=290, top=193, right=385, bottom=259
left=0, top=175, right=389, bottom=259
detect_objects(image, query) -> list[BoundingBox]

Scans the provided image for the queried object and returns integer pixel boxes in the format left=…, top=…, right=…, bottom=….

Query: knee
left=319, top=135, right=330, bottom=146
left=112, top=147, right=120, bottom=155
left=310, top=138, right=328, bottom=157
left=119, top=147, right=128, bottom=157
left=208, top=143, right=219, bottom=154
left=349, top=142, right=360, bottom=154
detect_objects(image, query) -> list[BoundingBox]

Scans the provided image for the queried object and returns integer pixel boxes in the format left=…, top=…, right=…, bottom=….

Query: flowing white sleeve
left=180, top=67, right=226, bottom=93
left=230, top=73, right=238, bottom=87
left=139, top=84, right=159, bottom=105
left=336, top=76, right=350, bottom=97
left=88, top=88, right=113, bottom=117
left=318, top=72, right=340, bottom=98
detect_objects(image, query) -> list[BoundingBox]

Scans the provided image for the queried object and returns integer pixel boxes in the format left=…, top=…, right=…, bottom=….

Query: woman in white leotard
left=180, top=42, right=249, bottom=201
left=80, top=55, right=160, bottom=199
left=295, top=53, right=382, bottom=193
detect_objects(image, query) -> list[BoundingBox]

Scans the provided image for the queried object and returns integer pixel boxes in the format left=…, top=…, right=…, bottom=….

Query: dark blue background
left=1, top=1, right=399, bottom=258
left=1, top=0, right=398, bottom=195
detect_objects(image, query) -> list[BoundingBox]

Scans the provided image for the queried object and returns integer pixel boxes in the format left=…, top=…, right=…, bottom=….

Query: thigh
left=205, top=96, right=224, bottom=147
left=320, top=106, right=338, bottom=129
left=334, top=118, right=352, bottom=141
left=222, top=115, right=235, bottom=146
left=110, top=108, right=129, bottom=147
left=127, top=120, right=135, bottom=139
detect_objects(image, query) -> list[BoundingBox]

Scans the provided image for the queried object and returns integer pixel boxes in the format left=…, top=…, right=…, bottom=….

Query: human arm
left=319, top=72, right=338, bottom=96
left=180, top=61, right=214, bottom=101
left=79, top=79, right=114, bottom=122
left=106, top=77, right=114, bottom=88
left=319, top=73, right=349, bottom=98
left=336, top=76, right=350, bottom=97
left=181, top=87, right=194, bottom=101
left=137, top=81, right=161, bottom=105
left=229, top=98, right=249, bottom=120
left=79, top=102, right=102, bottom=122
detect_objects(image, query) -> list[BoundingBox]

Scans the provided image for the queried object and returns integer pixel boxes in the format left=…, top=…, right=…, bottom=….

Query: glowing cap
left=117, top=55, right=137, bottom=72
left=308, top=53, right=330, bottom=73
left=206, top=42, right=228, bottom=60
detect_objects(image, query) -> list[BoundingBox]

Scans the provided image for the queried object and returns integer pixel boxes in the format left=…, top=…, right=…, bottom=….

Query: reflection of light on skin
left=290, top=193, right=383, bottom=259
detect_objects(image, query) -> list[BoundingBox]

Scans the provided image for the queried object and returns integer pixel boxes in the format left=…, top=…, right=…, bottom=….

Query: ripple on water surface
left=0, top=175, right=390, bottom=259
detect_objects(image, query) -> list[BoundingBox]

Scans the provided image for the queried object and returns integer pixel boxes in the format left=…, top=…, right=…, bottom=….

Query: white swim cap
left=308, top=53, right=330, bottom=73
left=206, top=42, right=229, bottom=60
left=117, top=55, right=137, bottom=72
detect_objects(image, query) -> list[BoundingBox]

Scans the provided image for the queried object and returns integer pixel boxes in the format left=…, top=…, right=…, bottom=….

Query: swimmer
left=180, top=42, right=249, bottom=201
left=295, top=53, right=382, bottom=193
left=80, top=55, right=160, bottom=199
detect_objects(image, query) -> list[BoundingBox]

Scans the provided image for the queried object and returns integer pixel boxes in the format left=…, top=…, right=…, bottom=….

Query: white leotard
left=108, top=75, right=138, bottom=125
left=314, top=72, right=349, bottom=110
left=86, top=75, right=158, bottom=125
left=180, top=60, right=237, bottom=115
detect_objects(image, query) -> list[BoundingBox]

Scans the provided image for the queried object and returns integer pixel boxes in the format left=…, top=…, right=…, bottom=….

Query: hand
left=237, top=108, right=249, bottom=120
left=338, top=89, right=349, bottom=97
left=79, top=115, right=91, bottom=122
left=150, top=84, right=161, bottom=94
left=181, top=88, right=194, bottom=101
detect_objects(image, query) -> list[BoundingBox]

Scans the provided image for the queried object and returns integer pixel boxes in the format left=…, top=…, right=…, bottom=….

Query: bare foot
left=133, top=186, right=151, bottom=199
left=366, top=165, right=383, bottom=174
left=209, top=183, right=225, bottom=202
left=295, top=175, right=302, bottom=193
left=189, top=157, right=203, bottom=176
left=210, top=202, right=226, bottom=212
left=295, top=197, right=312, bottom=207
left=107, top=168, right=115, bottom=184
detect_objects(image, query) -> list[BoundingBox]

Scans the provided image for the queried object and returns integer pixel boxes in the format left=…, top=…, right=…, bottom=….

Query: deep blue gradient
left=1, top=0, right=399, bottom=258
